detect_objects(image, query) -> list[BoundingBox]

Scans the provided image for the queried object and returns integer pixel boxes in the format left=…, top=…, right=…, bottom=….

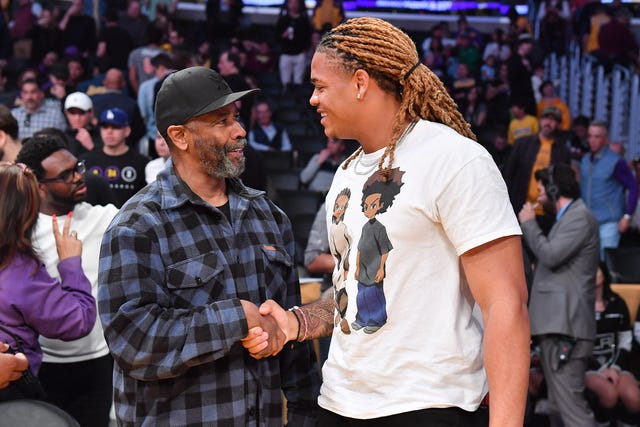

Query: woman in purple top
left=0, top=163, right=96, bottom=381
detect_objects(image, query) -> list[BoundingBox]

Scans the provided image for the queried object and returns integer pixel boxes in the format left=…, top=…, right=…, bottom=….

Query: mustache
left=225, top=138, right=247, bottom=152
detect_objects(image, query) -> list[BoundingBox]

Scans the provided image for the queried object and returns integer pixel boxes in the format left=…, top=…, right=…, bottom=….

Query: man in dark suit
left=518, top=164, right=599, bottom=427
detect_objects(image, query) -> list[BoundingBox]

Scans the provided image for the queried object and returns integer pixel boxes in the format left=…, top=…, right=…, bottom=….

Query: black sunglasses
left=39, top=161, right=86, bottom=184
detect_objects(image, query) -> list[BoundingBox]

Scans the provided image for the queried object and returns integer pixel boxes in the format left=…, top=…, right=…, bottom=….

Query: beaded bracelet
left=288, top=306, right=302, bottom=342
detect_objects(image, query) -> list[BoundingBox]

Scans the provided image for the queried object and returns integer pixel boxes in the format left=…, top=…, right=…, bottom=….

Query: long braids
left=317, top=17, right=475, bottom=181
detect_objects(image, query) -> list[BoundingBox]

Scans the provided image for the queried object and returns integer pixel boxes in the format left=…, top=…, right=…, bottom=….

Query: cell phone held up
left=556, top=337, right=575, bottom=366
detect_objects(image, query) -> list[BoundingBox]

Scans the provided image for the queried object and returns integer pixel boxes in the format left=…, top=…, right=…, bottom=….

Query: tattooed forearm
left=299, top=293, right=334, bottom=341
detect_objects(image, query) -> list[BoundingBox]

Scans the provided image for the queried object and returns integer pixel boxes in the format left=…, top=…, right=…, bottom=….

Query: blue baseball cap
left=99, top=108, right=129, bottom=127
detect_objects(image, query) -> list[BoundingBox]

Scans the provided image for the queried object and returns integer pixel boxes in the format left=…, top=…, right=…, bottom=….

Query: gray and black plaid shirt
left=98, top=161, right=320, bottom=426
left=12, top=99, right=68, bottom=140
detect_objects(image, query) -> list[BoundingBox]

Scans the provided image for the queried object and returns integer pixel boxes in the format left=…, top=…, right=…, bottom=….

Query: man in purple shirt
left=580, top=121, right=638, bottom=258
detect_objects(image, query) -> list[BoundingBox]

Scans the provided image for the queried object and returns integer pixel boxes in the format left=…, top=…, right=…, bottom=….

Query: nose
left=309, top=91, right=318, bottom=107
left=233, top=119, right=247, bottom=138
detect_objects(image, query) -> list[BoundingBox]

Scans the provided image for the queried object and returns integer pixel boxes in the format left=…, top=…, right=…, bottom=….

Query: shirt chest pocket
left=260, top=245, right=293, bottom=303
left=165, top=253, right=226, bottom=308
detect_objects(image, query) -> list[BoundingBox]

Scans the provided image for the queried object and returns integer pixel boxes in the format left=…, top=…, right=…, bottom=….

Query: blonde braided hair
left=317, top=17, right=475, bottom=181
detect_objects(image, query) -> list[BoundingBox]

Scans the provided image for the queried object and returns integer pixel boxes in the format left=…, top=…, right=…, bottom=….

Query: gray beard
left=194, top=136, right=246, bottom=179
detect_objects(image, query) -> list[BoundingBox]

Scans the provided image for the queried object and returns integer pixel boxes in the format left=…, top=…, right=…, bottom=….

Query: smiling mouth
left=226, top=140, right=247, bottom=153
left=226, top=145, right=245, bottom=153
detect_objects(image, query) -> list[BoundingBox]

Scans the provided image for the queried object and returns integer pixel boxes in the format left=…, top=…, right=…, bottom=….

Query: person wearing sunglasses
left=0, top=162, right=96, bottom=401
left=16, top=134, right=119, bottom=426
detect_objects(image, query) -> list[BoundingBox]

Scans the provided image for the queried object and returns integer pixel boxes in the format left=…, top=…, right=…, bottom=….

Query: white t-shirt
left=145, top=156, right=168, bottom=184
left=319, top=120, right=521, bottom=418
left=33, top=202, right=118, bottom=363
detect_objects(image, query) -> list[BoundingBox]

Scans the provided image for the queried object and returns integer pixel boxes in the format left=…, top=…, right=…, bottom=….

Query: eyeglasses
left=24, top=113, right=31, bottom=127
left=39, top=161, right=86, bottom=184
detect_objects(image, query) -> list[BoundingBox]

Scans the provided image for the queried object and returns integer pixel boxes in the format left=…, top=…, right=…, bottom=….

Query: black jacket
left=503, top=133, right=572, bottom=212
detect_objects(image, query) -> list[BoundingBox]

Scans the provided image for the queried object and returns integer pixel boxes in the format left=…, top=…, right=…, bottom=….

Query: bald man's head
left=103, top=68, right=125, bottom=90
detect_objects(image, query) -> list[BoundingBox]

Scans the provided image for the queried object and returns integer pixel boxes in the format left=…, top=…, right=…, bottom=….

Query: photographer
left=518, top=164, right=599, bottom=427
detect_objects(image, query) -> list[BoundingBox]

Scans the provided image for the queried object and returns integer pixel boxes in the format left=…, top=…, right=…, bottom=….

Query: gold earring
left=356, top=93, right=361, bottom=100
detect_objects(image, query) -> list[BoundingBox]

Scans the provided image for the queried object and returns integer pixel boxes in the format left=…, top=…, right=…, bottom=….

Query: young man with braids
left=243, top=17, right=530, bottom=426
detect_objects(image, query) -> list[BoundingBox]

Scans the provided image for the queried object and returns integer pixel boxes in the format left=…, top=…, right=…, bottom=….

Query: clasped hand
left=241, top=300, right=294, bottom=359
left=0, top=342, right=28, bottom=389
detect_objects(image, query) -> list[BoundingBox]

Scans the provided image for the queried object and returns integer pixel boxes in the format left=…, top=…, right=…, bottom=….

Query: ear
left=353, top=69, right=370, bottom=98
left=0, top=130, right=6, bottom=151
left=37, top=181, right=49, bottom=198
left=124, top=126, right=132, bottom=138
left=166, top=125, right=189, bottom=152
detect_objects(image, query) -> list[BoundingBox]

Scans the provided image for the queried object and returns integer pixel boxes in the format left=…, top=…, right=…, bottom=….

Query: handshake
left=240, top=300, right=299, bottom=359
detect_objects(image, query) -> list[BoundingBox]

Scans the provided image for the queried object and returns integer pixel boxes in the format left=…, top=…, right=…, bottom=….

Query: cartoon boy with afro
left=352, top=167, right=404, bottom=334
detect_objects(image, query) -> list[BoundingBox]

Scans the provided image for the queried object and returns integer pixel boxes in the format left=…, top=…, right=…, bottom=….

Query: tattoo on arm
left=300, top=288, right=334, bottom=340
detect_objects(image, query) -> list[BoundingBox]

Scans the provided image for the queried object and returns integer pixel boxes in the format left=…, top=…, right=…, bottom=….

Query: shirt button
left=195, top=277, right=202, bottom=285
left=248, top=407, right=255, bottom=418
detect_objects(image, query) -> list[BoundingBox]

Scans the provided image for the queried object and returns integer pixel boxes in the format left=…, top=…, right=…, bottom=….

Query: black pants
left=38, top=354, right=113, bottom=427
left=318, top=405, right=489, bottom=427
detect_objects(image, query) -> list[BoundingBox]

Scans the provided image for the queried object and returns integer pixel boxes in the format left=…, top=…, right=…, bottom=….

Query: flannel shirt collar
left=156, top=158, right=265, bottom=211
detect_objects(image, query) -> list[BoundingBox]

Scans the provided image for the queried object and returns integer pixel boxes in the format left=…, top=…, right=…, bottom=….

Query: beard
left=193, top=135, right=246, bottom=179
left=48, top=183, right=85, bottom=208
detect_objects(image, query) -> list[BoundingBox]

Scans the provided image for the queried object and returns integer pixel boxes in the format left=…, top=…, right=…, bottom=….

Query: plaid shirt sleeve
left=98, top=220, right=248, bottom=380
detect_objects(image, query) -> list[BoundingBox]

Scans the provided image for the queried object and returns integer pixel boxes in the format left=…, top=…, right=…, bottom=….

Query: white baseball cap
left=64, top=92, right=93, bottom=111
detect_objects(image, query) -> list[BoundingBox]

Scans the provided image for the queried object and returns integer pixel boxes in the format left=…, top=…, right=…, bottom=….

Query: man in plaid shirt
left=97, top=67, right=320, bottom=426
left=11, top=79, right=68, bottom=140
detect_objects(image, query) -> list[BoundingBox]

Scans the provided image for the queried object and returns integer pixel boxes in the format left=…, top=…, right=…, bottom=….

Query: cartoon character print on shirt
left=352, top=167, right=404, bottom=334
left=329, top=188, right=352, bottom=334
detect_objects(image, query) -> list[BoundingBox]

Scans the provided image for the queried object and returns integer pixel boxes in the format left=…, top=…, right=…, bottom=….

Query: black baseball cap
left=155, top=66, right=259, bottom=137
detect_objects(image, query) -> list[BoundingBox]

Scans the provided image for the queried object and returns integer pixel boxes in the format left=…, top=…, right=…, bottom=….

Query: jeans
left=599, top=221, right=620, bottom=260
